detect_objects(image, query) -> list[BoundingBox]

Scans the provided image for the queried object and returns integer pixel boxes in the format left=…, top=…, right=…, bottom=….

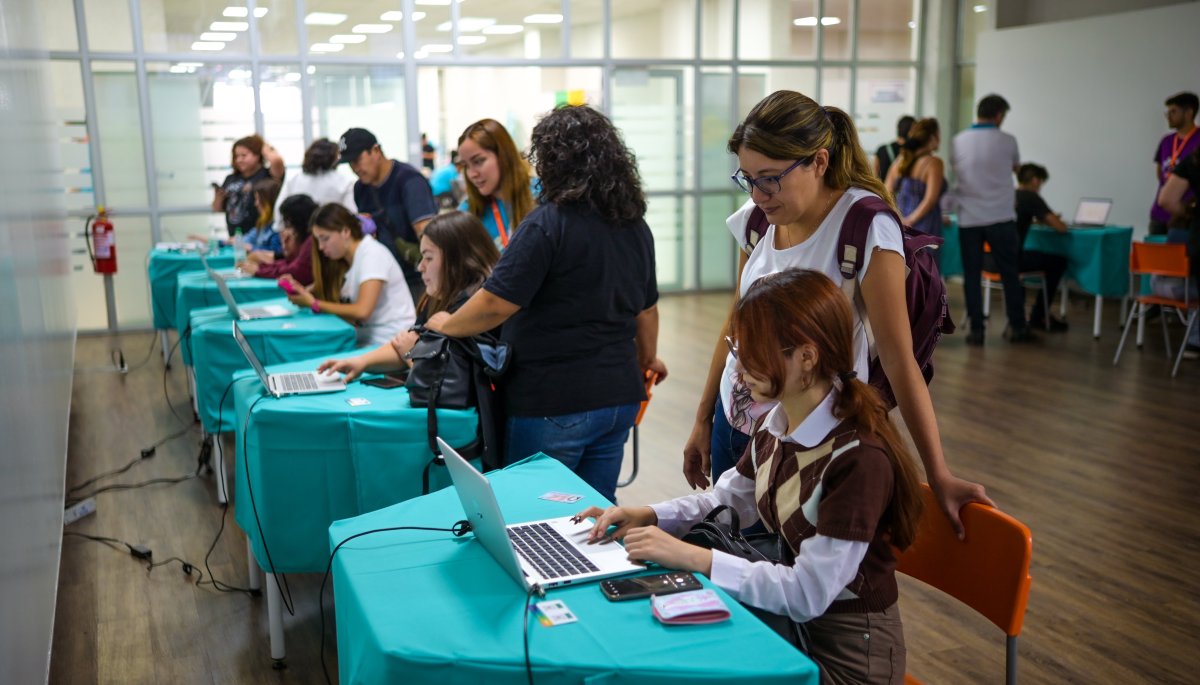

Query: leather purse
left=405, top=330, right=474, bottom=409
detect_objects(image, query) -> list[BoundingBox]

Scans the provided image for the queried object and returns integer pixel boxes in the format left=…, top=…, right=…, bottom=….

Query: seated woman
left=577, top=269, right=923, bottom=685
left=457, top=118, right=537, bottom=249
left=282, top=203, right=416, bottom=347
left=239, top=194, right=319, bottom=286
left=317, top=211, right=500, bottom=381
left=239, top=177, right=282, bottom=257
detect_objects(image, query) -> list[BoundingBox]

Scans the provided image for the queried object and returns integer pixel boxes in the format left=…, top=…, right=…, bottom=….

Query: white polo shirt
left=951, top=124, right=1020, bottom=228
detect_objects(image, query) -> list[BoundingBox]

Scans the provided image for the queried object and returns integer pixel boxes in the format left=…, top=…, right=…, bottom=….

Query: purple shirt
left=1152, top=130, right=1200, bottom=223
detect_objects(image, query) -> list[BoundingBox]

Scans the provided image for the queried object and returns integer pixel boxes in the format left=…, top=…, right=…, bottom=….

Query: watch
left=311, top=299, right=321, bottom=314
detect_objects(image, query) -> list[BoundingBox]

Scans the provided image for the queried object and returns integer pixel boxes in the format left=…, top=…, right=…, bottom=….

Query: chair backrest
left=895, top=484, right=1033, bottom=638
left=1130, top=241, right=1189, bottom=279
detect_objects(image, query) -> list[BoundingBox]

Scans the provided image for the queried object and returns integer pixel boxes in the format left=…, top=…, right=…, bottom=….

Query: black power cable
left=63, top=530, right=255, bottom=597
left=67, top=424, right=195, bottom=494
left=240, top=393, right=297, bottom=617
left=162, top=326, right=196, bottom=429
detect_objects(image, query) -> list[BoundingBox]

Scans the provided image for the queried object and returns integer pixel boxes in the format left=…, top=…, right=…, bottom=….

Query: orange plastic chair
left=896, top=484, right=1033, bottom=685
left=617, top=370, right=658, bottom=488
left=981, top=241, right=1052, bottom=330
left=1112, top=242, right=1197, bottom=377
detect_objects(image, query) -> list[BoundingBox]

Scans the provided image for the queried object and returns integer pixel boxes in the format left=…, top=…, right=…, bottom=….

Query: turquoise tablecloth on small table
left=234, top=354, right=479, bottom=574
left=328, top=455, right=819, bottom=685
left=147, top=247, right=234, bottom=329
left=189, top=307, right=358, bottom=433
left=175, top=270, right=283, bottom=365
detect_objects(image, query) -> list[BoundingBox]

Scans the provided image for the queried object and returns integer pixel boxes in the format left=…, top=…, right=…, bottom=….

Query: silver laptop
left=232, top=321, right=346, bottom=398
left=210, top=270, right=294, bottom=321
left=1071, top=198, right=1112, bottom=227
left=438, top=437, right=643, bottom=594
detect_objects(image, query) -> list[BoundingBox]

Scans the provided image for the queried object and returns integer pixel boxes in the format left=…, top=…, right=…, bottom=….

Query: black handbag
left=405, top=330, right=475, bottom=409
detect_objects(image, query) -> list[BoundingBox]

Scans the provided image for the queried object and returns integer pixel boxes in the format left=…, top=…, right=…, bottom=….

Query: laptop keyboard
left=508, top=522, right=599, bottom=579
left=277, top=372, right=319, bottom=393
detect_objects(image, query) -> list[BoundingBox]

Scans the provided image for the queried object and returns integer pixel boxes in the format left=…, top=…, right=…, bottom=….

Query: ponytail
left=894, top=117, right=940, bottom=181
left=822, top=106, right=897, bottom=212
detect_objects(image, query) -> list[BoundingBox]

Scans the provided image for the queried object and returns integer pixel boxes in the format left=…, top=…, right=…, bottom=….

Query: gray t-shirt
left=951, top=125, right=1020, bottom=227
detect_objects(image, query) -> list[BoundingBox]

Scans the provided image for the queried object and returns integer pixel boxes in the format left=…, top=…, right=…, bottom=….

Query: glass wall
left=48, top=0, right=927, bottom=330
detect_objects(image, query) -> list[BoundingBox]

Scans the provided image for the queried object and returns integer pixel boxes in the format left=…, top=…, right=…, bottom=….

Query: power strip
left=64, top=497, right=97, bottom=526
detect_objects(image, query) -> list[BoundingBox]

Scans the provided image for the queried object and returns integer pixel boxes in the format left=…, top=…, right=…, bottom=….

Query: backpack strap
left=835, top=195, right=902, bottom=361
left=744, top=206, right=770, bottom=253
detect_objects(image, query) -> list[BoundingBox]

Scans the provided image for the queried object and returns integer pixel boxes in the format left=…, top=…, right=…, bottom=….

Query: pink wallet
left=651, top=589, right=732, bottom=625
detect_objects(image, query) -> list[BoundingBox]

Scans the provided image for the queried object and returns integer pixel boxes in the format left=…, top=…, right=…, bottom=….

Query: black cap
left=338, top=128, right=378, bottom=164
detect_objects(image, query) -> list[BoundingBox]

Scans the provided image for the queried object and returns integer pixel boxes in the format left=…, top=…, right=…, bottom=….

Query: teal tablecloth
left=147, top=247, right=234, bottom=329
left=189, top=305, right=357, bottom=433
left=328, top=455, right=819, bottom=685
left=175, top=270, right=283, bottom=365
left=234, top=353, right=479, bottom=574
left=941, top=222, right=1133, bottom=297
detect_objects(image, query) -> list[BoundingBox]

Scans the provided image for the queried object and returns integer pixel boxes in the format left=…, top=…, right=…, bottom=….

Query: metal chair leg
left=1113, top=303, right=1139, bottom=365
left=617, top=425, right=639, bottom=489
left=1160, top=309, right=1172, bottom=358
left=1172, top=310, right=1197, bottom=377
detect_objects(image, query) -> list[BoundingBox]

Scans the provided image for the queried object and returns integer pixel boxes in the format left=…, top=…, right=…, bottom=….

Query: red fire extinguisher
left=86, top=206, right=118, bottom=274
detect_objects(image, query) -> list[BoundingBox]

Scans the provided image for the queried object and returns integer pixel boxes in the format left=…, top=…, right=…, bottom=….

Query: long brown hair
left=252, top=177, right=281, bottom=230
left=417, top=211, right=500, bottom=316
left=308, top=203, right=362, bottom=302
left=727, top=90, right=896, bottom=211
left=895, top=118, right=940, bottom=179
left=730, top=268, right=923, bottom=549
left=458, top=119, right=535, bottom=230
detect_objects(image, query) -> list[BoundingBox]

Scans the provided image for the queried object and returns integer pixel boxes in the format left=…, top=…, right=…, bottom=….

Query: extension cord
left=64, top=497, right=97, bottom=526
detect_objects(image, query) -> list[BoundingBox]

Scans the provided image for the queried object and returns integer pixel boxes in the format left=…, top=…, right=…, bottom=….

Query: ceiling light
left=223, top=7, right=267, bottom=18
left=458, top=35, right=486, bottom=45
left=210, top=21, right=248, bottom=31
left=169, top=65, right=191, bottom=73
left=200, top=32, right=237, bottom=41
left=306, top=65, right=316, bottom=74
left=305, top=12, right=348, bottom=26
left=524, top=14, right=563, bottom=24
left=352, top=24, right=393, bottom=33
left=416, top=0, right=458, bottom=6
left=482, top=24, right=524, bottom=35
left=973, top=4, right=988, bottom=13
left=395, top=51, right=405, bottom=59
left=794, top=16, right=818, bottom=26
left=421, top=43, right=454, bottom=53
left=283, top=72, right=302, bottom=82
left=908, top=20, right=917, bottom=29
left=227, top=68, right=252, bottom=79
left=330, top=34, right=366, bottom=43
left=436, top=17, right=497, bottom=32
left=414, top=51, right=429, bottom=59
left=413, top=12, right=426, bottom=21
left=176, top=62, right=203, bottom=68
left=821, top=17, right=841, bottom=26
left=381, top=11, right=403, bottom=21
left=191, top=41, right=226, bottom=51
left=310, top=43, right=345, bottom=52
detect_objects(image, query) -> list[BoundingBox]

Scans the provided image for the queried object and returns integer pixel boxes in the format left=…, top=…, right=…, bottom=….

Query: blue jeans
left=506, top=403, right=640, bottom=504
left=710, top=397, right=752, bottom=483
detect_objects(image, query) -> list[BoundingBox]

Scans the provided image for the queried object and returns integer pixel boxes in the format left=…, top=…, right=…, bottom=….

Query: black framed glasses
left=731, top=158, right=809, bottom=196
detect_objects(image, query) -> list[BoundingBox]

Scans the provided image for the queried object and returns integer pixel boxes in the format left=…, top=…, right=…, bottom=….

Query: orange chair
left=896, top=484, right=1033, bottom=685
left=1112, top=242, right=1197, bottom=377
left=981, top=241, right=1052, bottom=330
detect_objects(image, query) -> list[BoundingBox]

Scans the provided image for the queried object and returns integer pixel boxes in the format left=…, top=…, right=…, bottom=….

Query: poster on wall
left=869, top=80, right=908, bottom=103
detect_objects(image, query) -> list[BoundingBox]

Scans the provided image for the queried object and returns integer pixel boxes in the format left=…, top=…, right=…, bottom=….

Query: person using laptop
left=578, top=269, right=923, bottom=684
left=1013, top=163, right=1069, bottom=332
left=281, top=203, right=416, bottom=347
left=317, top=211, right=500, bottom=380
left=239, top=194, right=318, bottom=286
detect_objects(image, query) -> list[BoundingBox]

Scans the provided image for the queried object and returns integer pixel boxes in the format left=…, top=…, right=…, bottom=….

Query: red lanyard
left=1168, top=128, right=1197, bottom=172
left=491, top=201, right=509, bottom=248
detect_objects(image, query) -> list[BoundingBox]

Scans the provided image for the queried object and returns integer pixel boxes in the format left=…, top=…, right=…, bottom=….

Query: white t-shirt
left=341, top=235, right=416, bottom=347
left=274, top=170, right=358, bottom=232
left=718, top=188, right=904, bottom=432
left=950, top=125, right=1019, bottom=228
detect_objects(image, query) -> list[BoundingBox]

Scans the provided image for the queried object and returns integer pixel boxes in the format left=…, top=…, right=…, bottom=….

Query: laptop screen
left=1073, top=198, right=1112, bottom=226
left=209, top=271, right=242, bottom=316
left=231, top=321, right=270, bottom=387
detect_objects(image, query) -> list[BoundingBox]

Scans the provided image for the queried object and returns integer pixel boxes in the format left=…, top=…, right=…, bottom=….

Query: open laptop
left=232, top=321, right=346, bottom=398
left=1071, top=198, right=1112, bottom=227
left=439, top=437, right=644, bottom=594
left=211, top=270, right=294, bottom=320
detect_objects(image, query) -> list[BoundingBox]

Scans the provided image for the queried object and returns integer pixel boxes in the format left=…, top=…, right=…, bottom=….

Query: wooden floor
left=53, top=288, right=1200, bottom=684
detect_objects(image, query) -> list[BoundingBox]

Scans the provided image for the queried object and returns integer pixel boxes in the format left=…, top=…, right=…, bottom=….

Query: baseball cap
left=338, top=128, right=378, bottom=164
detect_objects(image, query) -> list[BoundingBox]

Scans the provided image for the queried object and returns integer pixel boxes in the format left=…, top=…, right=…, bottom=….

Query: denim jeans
left=710, top=397, right=752, bottom=483
left=506, top=403, right=640, bottom=504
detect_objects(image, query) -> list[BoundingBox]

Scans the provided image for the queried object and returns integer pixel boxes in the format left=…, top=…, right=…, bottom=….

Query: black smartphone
left=600, top=572, right=702, bottom=602
left=361, top=372, right=408, bottom=389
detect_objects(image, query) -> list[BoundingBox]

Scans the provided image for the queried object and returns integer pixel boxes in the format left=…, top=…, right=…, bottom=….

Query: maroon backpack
left=743, top=195, right=954, bottom=407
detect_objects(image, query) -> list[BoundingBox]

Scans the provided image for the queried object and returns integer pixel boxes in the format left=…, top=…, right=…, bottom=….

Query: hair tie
left=837, top=370, right=857, bottom=384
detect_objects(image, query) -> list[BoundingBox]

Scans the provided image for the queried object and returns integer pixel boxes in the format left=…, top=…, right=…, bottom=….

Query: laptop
left=232, top=321, right=346, bottom=398
left=1071, top=198, right=1112, bottom=227
left=438, top=437, right=644, bottom=594
left=211, top=270, right=294, bottom=320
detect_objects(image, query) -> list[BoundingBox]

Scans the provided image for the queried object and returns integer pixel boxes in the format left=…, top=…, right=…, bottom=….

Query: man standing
left=1149, top=92, right=1199, bottom=236
left=952, top=94, right=1032, bottom=345
left=339, top=128, right=438, bottom=296
left=873, top=114, right=914, bottom=181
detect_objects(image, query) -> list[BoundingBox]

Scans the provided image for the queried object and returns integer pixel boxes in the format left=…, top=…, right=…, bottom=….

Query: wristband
left=311, top=299, right=321, bottom=314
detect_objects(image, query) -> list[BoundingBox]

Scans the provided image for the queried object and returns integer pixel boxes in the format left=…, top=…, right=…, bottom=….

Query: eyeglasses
left=731, top=158, right=809, bottom=196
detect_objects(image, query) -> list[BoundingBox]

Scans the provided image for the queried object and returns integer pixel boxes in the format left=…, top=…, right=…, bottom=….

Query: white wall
left=976, top=2, right=1200, bottom=235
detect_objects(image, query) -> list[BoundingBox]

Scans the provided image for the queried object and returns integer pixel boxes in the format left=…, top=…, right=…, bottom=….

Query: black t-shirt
left=221, top=167, right=269, bottom=234
left=1171, top=150, right=1200, bottom=266
left=1015, top=188, right=1053, bottom=245
left=354, top=160, right=438, bottom=281
left=483, top=203, right=658, bottom=416
left=875, top=141, right=900, bottom=180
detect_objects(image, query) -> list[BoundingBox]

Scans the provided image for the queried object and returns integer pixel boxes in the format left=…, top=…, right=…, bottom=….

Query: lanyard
left=490, top=200, right=509, bottom=247
left=1167, top=128, right=1197, bottom=173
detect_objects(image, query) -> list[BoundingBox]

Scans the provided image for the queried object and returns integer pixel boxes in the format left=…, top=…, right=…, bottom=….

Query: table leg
left=1093, top=296, right=1103, bottom=339
left=1136, top=304, right=1146, bottom=348
left=266, top=572, right=287, bottom=663
left=187, top=366, right=199, bottom=417
left=213, top=432, right=229, bottom=505
left=1059, top=286, right=1068, bottom=318
left=247, top=537, right=261, bottom=592
left=159, top=330, right=171, bottom=369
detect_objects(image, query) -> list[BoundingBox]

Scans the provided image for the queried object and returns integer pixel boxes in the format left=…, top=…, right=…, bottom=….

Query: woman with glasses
left=427, top=105, right=665, bottom=503
left=457, top=119, right=538, bottom=249
left=681, top=90, right=991, bottom=538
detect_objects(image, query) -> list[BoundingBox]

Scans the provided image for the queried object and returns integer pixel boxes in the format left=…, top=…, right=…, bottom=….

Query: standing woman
left=282, top=203, right=416, bottom=347
left=680, top=90, right=989, bottom=536
left=212, top=134, right=284, bottom=237
left=273, top=138, right=357, bottom=232
left=428, top=105, right=666, bottom=503
left=457, top=118, right=537, bottom=249
left=885, top=118, right=946, bottom=237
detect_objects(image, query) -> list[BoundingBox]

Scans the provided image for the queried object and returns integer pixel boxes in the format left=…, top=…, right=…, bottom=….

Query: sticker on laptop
left=539, top=491, right=584, bottom=503
left=532, top=599, right=578, bottom=627
left=345, top=397, right=371, bottom=407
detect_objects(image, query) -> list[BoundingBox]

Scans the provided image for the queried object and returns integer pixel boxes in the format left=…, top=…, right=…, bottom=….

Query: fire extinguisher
left=85, top=206, right=118, bottom=274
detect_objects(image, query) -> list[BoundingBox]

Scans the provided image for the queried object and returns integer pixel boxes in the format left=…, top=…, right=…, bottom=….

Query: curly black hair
left=302, top=138, right=340, bottom=174
left=528, top=105, right=646, bottom=224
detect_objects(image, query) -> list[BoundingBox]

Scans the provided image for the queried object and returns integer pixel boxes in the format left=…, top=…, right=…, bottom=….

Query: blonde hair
left=727, top=90, right=896, bottom=211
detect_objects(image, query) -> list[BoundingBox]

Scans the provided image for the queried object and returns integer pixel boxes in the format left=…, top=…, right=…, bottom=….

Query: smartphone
left=210, top=182, right=221, bottom=190
left=600, top=571, right=702, bottom=602
left=277, top=278, right=296, bottom=294
left=361, top=372, right=408, bottom=389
